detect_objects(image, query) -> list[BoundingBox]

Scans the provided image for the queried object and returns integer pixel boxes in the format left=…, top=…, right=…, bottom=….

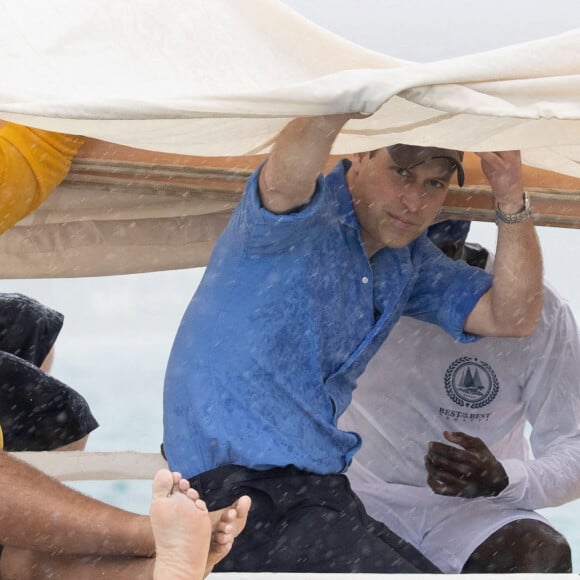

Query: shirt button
left=362, top=276, right=369, bottom=284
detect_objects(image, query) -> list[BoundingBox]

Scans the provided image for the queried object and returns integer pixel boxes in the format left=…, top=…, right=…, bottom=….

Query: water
left=3, top=222, right=580, bottom=570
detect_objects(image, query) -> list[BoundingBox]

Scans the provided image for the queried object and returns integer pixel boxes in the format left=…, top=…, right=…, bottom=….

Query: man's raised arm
left=258, top=114, right=354, bottom=214
left=465, top=151, right=543, bottom=337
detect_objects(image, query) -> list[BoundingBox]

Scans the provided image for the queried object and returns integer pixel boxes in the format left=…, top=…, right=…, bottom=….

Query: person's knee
left=516, top=519, right=571, bottom=572
left=543, top=528, right=573, bottom=573
left=463, top=519, right=572, bottom=573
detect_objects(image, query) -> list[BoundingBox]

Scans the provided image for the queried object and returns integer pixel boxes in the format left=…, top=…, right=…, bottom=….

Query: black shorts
left=0, top=352, right=98, bottom=451
left=189, top=464, right=440, bottom=574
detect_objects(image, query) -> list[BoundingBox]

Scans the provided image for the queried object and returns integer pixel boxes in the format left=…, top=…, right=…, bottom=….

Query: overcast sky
left=282, top=0, right=580, bottom=61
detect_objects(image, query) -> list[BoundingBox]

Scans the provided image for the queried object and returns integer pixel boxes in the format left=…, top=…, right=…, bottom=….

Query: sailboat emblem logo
left=444, top=356, right=499, bottom=409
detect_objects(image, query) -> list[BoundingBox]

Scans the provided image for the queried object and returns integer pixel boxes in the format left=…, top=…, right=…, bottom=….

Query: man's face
left=346, top=148, right=455, bottom=256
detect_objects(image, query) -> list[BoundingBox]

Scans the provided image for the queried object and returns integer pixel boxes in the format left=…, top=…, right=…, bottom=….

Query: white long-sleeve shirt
left=341, top=256, right=580, bottom=511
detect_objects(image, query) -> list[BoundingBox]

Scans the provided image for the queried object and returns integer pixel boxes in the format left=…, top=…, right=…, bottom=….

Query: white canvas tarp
left=0, top=0, right=579, bottom=277
left=0, top=0, right=578, bottom=174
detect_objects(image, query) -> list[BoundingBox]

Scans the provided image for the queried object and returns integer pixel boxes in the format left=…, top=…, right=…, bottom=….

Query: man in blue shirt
left=163, top=113, right=543, bottom=572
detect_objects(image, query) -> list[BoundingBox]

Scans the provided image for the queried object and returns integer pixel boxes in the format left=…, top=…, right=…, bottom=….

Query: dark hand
left=425, top=431, right=508, bottom=498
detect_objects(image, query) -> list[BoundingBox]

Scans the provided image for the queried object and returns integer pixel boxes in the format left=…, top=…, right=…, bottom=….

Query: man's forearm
left=259, top=114, right=352, bottom=214
left=0, top=452, right=154, bottom=557
left=466, top=151, right=543, bottom=337
left=491, top=217, right=543, bottom=335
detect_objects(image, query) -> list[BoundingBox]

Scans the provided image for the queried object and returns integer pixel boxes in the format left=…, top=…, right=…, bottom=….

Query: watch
left=495, top=192, right=532, bottom=224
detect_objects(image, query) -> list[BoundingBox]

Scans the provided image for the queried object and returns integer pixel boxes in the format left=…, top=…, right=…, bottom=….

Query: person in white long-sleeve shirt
left=341, top=220, right=578, bottom=573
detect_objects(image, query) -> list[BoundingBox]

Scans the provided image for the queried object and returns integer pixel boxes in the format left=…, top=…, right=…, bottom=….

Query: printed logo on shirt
left=444, top=356, right=499, bottom=409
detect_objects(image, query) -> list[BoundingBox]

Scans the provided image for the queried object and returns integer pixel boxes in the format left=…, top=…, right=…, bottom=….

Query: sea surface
left=3, top=221, right=580, bottom=571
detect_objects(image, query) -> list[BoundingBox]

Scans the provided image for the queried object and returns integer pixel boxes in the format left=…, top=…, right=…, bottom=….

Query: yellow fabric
left=0, top=123, right=83, bottom=235
left=0, top=424, right=3, bottom=450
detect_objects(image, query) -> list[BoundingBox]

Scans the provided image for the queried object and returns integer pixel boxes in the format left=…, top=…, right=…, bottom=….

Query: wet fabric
left=0, top=293, right=63, bottom=367
left=0, top=352, right=98, bottom=451
left=427, top=220, right=471, bottom=246
left=189, top=464, right=441, bottom=573
left=343, top=262, right=580, bottom=508
left=347, top=480, right=550, bottom=573
left=0, top=293, right=98, bottom=451
left=342, top=249, right=580, bottom=571
left=163, top=161, right=492, bottom=478
left=0, top=123, right=84, bottom=236
left=0, top=0, right=578, bottom=179
left=427, top=220, right=472, bottom=260
left=0, top=1, right=579, bottom=279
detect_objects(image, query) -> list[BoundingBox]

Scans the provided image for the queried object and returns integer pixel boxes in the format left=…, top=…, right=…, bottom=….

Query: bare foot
left=206, top=495, right=252, bottom=574
left=150, top=469, right=211, bottom=580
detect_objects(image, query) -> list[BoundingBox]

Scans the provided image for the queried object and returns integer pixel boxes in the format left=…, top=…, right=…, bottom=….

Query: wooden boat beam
left=1, top=142, right=579, bottom=278
left=66, top=153, right=580, bottom=229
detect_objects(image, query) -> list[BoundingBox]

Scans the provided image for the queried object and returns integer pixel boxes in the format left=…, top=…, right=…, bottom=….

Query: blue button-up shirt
left=163, top=161, right=492, bottom=478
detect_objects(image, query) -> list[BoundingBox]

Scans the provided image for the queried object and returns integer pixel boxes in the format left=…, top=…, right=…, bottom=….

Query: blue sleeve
left=403, top=238, right=492, bottom=343
left=231, top=162, right=327, bottom=254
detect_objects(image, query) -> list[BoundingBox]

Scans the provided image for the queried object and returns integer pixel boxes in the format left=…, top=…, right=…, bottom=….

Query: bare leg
left=0, top=548, right=155, bottom=580
left=150, top=470, right=211, bottom=580
left=462, top=519, right=572, bottom=573
left=0, top=452, right=154, bottom=557
left=0, top=457, right=249, bottom=580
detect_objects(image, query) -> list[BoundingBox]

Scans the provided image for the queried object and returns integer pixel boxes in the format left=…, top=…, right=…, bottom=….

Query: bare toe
left=150, top=470, right=211, bottom=580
